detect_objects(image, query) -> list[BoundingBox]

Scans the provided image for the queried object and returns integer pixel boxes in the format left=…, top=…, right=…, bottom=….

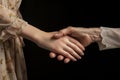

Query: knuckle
left=67, top=26, right=73, bottom=31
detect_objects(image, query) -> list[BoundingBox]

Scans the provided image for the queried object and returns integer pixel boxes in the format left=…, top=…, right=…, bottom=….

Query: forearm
left=76, top=27, right=120, bottom=50
left=20, top=23, right=49, bottom=46
left=86, top=27, right=120, bottom=50
left=87, top=27, right=102, bottom=43
left=0, top=4, right=48, bottom=44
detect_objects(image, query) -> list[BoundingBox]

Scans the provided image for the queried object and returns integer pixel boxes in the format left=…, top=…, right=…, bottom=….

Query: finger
left=68, top=36, right=85, bottom=51
left=60, top=49, right=77, bottom=61
left=60, top=26, right=73, bottom=35
left=54, top=32, right=64, bottom=38
left=68, top=37, right=85, bottom=56
left=64, top=58, right=71, bottom=64
left=57, top=55, right=64, bottom=61
left=66, top=42, right=84, bottom=56
left=57, top=55, right=71, bottom=63
left=49, top=52, right=70, bottom=63
left=67, top=40, right=84, bottom=56
left=49, top=52, right=56, bottom=58
left=54, top=27, right=73, bottom=38
left=63, top=45, right=82, bottom=60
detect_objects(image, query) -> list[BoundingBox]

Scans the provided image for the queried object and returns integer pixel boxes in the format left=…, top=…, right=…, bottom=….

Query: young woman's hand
left=35, top=32, right=85, bottom=62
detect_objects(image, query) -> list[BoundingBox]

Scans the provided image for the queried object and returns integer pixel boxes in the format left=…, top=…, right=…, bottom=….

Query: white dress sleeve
left=98, top=27, right=120, bottom=50
left=0, top=4, right=28, bottom=42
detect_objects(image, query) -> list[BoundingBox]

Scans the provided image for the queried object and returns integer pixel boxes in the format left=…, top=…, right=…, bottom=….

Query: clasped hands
left=49, top=26, right=101, bottom=63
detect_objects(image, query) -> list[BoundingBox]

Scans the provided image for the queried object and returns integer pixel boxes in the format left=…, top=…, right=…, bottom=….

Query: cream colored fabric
left=0, top=0, right=28, bottom=80
left=98, top=27, right=120, bottom=50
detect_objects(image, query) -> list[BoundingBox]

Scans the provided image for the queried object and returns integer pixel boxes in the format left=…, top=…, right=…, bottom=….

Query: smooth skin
left=20, top=24, right=85, bottom=61
left=0, top=5, right=85, bottom=62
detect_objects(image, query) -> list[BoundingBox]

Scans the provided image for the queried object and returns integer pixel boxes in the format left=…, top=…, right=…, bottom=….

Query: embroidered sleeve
left=0, top=4, right=28, bottom=42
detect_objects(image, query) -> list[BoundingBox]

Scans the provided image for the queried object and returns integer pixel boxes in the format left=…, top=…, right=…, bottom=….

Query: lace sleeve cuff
left=98, top=27, right=120, bottom=50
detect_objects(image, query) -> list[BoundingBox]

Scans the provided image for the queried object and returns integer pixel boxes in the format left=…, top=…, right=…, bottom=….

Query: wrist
left=21, top=24, right=49, bottom=45
left=33, top=30, right=49, bottom=44
left=89, top=28, right=102, bottom=43
left=34, top=31, right=52, bottom=49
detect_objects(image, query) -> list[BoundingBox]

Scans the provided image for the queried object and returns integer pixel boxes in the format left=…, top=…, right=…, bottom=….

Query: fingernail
left=74, top=59, right=77, bottom=61
left=78, top=56, right=82, bottom=59
left=81, top=52, right=84, bottom=56
left=83, top=48, right=85, bottom=51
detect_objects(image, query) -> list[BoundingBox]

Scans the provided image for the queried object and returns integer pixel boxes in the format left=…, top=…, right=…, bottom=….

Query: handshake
left=49, top=26, right=102, bottom=63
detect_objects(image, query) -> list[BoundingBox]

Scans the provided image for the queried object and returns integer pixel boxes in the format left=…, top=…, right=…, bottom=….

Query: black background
left=20, top=0, right=120, bottom=80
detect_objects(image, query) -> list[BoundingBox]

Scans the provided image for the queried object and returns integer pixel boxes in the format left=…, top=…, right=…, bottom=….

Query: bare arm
left=0, top=4, right=85, bottom=62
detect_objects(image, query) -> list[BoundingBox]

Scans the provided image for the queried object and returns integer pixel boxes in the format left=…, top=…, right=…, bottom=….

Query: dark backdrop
left=20, top=1, right=120, bottom=80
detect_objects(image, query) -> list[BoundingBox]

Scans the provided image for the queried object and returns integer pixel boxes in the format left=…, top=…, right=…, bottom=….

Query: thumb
left=53, top=27, right=72, bottom=38
left=53, top=31, right=64, bottom=38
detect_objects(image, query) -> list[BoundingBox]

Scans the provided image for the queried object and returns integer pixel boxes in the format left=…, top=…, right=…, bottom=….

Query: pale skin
left=20, top=25, right=85, bottom=61
left=0, top=4, right=85, bottom=62
left=49, top=26, right=102, bottom=63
